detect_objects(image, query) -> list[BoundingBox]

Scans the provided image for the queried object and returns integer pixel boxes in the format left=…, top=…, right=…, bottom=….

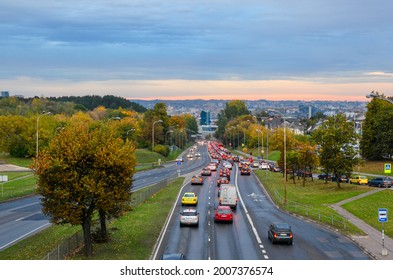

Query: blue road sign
left=378, top=208, right=388, bottom=223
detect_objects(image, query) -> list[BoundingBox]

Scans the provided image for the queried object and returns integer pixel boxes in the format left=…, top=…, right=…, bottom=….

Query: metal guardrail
left=273, top=188, right=347, bottom=230
left=43, top=176, right=178, bottom=260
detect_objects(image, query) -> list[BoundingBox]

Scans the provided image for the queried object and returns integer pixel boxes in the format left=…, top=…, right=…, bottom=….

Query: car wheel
left=289, top=241, right=293, bottom=245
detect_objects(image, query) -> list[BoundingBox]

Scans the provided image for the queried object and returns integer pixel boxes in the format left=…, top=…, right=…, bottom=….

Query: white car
left=259, top=162, right=269, bottom=170
left=223, top=162, right=232, bottom=169
left=179, top=209, right=199, bottom=227
left=187, top=154, right=193, bottom=158
left=195, top=153, right=201, bottom=157
left=208, top=164, right=217, bottom=171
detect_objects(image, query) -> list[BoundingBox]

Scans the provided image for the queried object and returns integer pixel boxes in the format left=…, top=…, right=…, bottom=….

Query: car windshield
left=274, top=223, right=290, bottom=230
left=218, top=209, right=231, bottom=214
left=184, top=193, right=194, bottom=197
left=182, top=212, right=197, bottom=216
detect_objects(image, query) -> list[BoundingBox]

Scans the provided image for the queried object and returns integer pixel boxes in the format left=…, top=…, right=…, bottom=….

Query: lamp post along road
left=152, top=120, right=163, bottom=153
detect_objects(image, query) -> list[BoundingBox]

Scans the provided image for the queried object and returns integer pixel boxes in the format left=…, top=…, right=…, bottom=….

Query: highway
left=153, top=143, right=371, bottom=260
left=0, top=142, right=371, bottom=259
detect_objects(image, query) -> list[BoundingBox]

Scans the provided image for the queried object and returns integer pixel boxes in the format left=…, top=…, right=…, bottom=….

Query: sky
left=1, top=0, right=393, bottom=101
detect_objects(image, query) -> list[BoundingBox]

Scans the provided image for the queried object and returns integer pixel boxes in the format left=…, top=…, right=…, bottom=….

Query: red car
left=214, top=205, right=233, bottom=223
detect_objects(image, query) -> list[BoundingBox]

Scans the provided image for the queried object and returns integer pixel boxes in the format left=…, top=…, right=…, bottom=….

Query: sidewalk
left=330, top=188, right=393, bottom=260
left=0, top=164, right=32, bottom=172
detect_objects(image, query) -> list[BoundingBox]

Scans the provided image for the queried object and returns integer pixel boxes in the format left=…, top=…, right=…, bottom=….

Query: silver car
left=180, top=209, right=199, bottom=227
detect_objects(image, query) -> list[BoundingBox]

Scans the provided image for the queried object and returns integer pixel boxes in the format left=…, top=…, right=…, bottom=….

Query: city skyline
left=1, top=1, right=393, bottom=101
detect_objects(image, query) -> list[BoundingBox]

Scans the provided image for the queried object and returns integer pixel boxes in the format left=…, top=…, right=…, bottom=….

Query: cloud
left=1, top=1, right=393, bottom=99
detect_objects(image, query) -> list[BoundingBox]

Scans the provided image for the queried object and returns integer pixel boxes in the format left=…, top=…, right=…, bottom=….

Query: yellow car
left=350, top=175, right=368, bottom=185
left=182, top=192, right=198, bottom=206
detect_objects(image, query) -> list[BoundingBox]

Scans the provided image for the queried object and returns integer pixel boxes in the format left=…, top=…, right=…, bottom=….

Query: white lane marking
left=235, top=164, right=270, bottom=259
left=0, top=223, right=50, bottom=250
left=7, top=201, right=41, bottom=212
left=235, top=168, right=262, bottom=244
left=15, top=211, right=42, bottom=222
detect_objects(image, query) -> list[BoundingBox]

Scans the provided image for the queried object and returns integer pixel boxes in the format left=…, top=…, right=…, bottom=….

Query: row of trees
left=0, top=98, right=199, bottom=158
left=0, top=97, right=199, bottom=257
left=214, top=100, right=372, bottom=188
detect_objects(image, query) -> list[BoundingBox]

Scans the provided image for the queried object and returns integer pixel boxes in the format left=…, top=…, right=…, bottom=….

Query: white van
left=219, top=184, right=238, bottom=210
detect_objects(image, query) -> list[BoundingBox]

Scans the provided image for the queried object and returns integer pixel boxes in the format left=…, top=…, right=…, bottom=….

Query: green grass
left=255, top=170, right=371, bottom=235
left=73, top=177, right=185, bottom=259
left=0, top=177, right=185, bottom=260
left=0, top=224, right=81, bottom=260
left=0, top=172, right=37, bottom=202
left=354, top=160, right=393, bottom=176
left=342, top=190, right=393, bottom=238
left=0, top=153, right=33, bottom=168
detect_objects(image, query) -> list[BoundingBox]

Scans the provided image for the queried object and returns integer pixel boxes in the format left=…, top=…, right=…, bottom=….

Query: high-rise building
left=200, top=110, right=211, bottom=126
left=1, top=91, right=9, bottom=98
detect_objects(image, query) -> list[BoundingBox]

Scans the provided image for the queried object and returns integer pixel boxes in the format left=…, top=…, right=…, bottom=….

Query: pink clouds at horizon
left=2, top=77, right=393, bottom=102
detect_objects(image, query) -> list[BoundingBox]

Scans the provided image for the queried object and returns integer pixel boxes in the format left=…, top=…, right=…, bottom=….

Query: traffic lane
left=156, top=172, right=215, bottom=260
left=211, top=198, right=263, bottom=260
left=132, top=147, right=211, bottom=190
left=237, top=170, right=371, bottom=260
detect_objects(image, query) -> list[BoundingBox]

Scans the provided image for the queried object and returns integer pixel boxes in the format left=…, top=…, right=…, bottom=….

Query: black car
left=331, top=175, right=350, bottom=183
left=240, top=167, right=251, bottom=175
left=318, top=173, right=332, bottom=180
left=268, top=222, right=293, bottom=245
left=368, top=177, right=393, bottom=188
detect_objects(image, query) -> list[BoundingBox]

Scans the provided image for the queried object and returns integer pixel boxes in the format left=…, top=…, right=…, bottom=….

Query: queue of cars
left=178, top=141, right=293, bottom=244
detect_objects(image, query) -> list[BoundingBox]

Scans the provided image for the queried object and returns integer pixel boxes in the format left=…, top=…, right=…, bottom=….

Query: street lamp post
left=283, top=114, right=287, bottom=205
left=256, top=129, right=261, bottom=159
left=165, top=130, right=173, bottom=145
left=366, top=91, right=393, bottom=104
left=152, top=120, right=163, bottom=153
left=36, top=111, right=51, bottom=157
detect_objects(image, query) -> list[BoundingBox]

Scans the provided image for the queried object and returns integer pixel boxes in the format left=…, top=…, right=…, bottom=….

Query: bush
left=154, top=144, right=169, bottom=157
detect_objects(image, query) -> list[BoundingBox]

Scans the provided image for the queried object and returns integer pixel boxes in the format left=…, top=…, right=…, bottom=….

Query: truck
left=219, top=184, right=238, bottom=210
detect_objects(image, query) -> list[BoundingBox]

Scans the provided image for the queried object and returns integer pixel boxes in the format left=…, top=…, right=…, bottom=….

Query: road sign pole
left=382, top=223, right=387, bottom=256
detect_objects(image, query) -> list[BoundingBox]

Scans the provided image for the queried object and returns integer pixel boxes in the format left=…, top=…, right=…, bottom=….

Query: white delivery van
left=219, top=184, right=238, bottom=210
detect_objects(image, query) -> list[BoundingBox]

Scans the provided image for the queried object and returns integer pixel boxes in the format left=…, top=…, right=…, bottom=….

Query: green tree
left=215, top=100, right=249, bottom=141
left=312, top=114, right=358, bottom=188
left=361, top=98, right=393, bottom=160
left=34, top=123, right=136, bottom=257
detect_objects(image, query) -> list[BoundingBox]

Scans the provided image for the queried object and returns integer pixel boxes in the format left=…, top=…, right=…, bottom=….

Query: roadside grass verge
left=255, top=170, right=372, bottom=235
left=342, top=190, right=393, bottom=238
left=0, top=172, right=37, bottom=202
left=73, top=177, right=184, bottom=259
left=135, top=149, right=167, bottom=164
left=0, top=224, right=80, bottom=260
left=0, top=153, right=33, bottom=168
left=354, top=160, right=393, bottom=176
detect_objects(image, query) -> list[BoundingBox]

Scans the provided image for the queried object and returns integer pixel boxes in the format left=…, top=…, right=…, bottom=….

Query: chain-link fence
left=43, top=176, right=178, bottom=260
left=273, top=188, right=347, bottom=230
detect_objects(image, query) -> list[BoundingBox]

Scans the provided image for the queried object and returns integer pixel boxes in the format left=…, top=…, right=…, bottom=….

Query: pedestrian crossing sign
left=385, top=163, right=391, bottom=174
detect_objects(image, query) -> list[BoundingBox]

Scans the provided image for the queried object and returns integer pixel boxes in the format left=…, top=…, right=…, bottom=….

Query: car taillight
left=273, top=233, right=277, bottom=238
left=289, top=233, right=293, bottom=238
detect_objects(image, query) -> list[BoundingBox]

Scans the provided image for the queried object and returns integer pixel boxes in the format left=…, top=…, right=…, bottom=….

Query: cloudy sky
left=1, top=0, right=393, bottom=101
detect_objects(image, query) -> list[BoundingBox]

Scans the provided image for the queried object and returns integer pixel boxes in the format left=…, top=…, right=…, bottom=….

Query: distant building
left=1, top=91, right=9, bottom=98
left=299, top=104, right=319, bottom=119
left=200, top=110, right=211, bottom=126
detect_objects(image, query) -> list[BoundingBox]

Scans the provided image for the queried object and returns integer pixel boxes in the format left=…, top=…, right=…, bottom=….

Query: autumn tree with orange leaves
left=34, top=123, right=136, bottom=257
